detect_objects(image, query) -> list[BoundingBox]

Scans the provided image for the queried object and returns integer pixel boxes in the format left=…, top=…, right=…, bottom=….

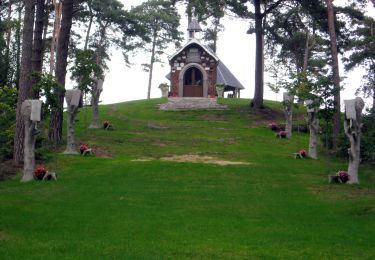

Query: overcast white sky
left=78, top=0, right=374, bottom=109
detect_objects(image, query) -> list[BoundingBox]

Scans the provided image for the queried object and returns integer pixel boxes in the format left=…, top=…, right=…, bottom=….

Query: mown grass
left=0, top=98, right=374, bottom=259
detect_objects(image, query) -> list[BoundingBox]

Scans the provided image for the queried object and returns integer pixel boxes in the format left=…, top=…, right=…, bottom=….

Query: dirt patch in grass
left=91, top=146, right=113, bottom=158
left=131, top=158, right=154, bottom=162
left=310, top=185, right=375, bottom=200
left=160, top=154, right=251, bottom=166
left=201, top=114, right=226, bottom=121
left=0, top=230, right=11, bottom=241
left=247, top=120, right=273, bottom=129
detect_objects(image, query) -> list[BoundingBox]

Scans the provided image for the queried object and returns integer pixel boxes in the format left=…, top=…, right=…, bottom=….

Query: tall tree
left=13, top=0, right=35, bottom=164
left=325, top=0, right=341, bottom=150
left=78, top=0, right=131, bottom=128
left=131, top=0, right=182, bottom=100
left=31, top=0, right=46, bottom=98
left=49, top=0, right=62, bottom=75
left=344, top=16, right=375, bottom=111
left=48, top=0, right=74, bottom=144
left=226, top=0, right=285, bottom=108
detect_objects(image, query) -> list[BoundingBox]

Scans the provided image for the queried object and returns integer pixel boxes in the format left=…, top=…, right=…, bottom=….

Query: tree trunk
left=89, top=24, right=106, bottom=128
left=344, top=98, right=365, bottom=184
left=303, top=32, right=310, bottom=73
left=4, top=0, right=13, bottom=84
left=308, top=110, right=319, bottom=159
left=64, top=105, right=79, bottom=153
left=326, top=0, right=341, bottom=150
left=48, top=0, right=74, bottom=145
left=49, top=0, right=62, bottom=75
left=64, top=90, right=81, bottom=154
left=147, top=29, right=157, bottom=100
left=13, top=0, right=35, bottom=164
left=89, top=78, right=104, bottom=128
left=252, top=0, right=264, bottom=109
left=372, top=90, right=375, bottom=112
left=31, top=0, right=46, bottom=98
left=283, top=93, right=293, bottom=138
left=20, top=100, right=41, bottom=182
left=15, top=3, right=23, bottom=89
left=84, top=15, right=93, bottom=50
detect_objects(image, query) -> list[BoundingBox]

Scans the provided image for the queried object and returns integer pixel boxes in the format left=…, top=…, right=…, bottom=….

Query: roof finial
left=187, top=7, right=202, bottom=40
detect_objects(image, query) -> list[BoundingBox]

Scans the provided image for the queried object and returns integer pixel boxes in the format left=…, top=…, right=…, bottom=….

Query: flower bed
left=34, top=166, right=48, bottom=180
left=269, top=122, right=279, bottom=131
left=337, top=171, right=349, bottom=183
left=276, top=131, right=287, bottom=138
left=80, top=143, right=89, bottom=155
left=103, top=121, right=110, bottom=129
left=299, top=149, right=307, bottom=157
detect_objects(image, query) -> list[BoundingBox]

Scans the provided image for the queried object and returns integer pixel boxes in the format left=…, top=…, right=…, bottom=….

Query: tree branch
left=261, top=0, right=285, bottom=18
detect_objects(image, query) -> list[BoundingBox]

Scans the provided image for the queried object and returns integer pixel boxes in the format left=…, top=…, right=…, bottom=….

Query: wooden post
left=283, top=92, right=294, bottom=138
left=64, top=89, right=81, bottom=154
left=21, top=100, right=42, bottom=182
left=344, top=97, right=365, bottom=184
left=306, top=100, right=319, bottom=159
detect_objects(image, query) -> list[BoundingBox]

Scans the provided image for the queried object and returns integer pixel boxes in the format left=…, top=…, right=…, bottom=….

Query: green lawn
left=1, top=98, right=374, bottom=259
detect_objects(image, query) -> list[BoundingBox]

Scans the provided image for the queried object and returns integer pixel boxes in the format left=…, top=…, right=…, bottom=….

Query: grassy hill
left=1, top=98, right=374, bottom=258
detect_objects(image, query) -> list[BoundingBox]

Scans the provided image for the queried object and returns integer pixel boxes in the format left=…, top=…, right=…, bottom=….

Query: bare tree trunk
left=283, top=93, right=293, bottom=138
left=31, top=0, right=46, bottom=98
left=326, top=0, right=341, bottom=150
left=15, top=3, right=22, bottom=89
left=13, top=0, right=35, bottom=164
left=344, top=98, right=365, bottom=184
left=48, top=0, right=74, bottom=145
left=64, top=90, right=81, bottom=154
left=49, top=0, right=62, bottom=75
left=303, top=32, right=310, bottom=73
left=252, top=0, right=264, bottom=109
left=147, top=29, right=157, bottom=100
left=20, top=100, right=41, bottom=182
left=89, top=23, right=106, bottom=128
left=84, top=14, right=93, bottom=51
left=4, top=0, right=13, bottom=83
left=307, top=109, right=319, bottom=159
left=89, top=78, right=104, bottom=128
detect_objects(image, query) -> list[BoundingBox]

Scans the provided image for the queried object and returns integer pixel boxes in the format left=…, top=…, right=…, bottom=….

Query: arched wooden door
left=183, top=67, right=203, bottom=97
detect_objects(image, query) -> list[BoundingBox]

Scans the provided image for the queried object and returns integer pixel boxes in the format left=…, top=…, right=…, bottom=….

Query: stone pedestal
left=21, top=100, right=42, bottom=182
left=64, top=89, right=81, bottom=154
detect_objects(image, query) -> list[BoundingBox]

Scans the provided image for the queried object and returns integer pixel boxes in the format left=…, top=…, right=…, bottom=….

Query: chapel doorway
left=183, top=67, right=203, bottom=97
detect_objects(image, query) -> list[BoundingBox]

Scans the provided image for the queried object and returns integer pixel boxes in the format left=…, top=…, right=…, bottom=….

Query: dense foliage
left=0, top=86, right=17, bottom=160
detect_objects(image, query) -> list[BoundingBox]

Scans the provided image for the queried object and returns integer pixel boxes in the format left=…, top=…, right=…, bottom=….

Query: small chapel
left=167, top=18, right=244, bottom=98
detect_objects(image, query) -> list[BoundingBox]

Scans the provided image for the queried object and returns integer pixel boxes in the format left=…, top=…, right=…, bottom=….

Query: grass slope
left=1, top=98, right=374, bottom=259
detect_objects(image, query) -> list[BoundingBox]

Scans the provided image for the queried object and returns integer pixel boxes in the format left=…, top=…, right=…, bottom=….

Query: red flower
left=299, top=149, right=307, bottom=157
left=34, top=166, right=48, bottom=180
left=269, top=122, right=279, bottom=131
left=80, top=143, right=89, bottom=154
left=337, top=171, right=349, bottom=183
left=277, top=131, right=287, bottom=138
